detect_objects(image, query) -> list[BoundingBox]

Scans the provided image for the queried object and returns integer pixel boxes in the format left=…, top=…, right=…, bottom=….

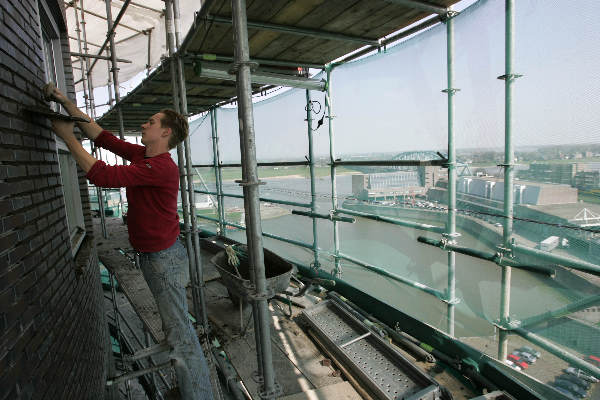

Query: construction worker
left=43, top=83, right=213, bottom=400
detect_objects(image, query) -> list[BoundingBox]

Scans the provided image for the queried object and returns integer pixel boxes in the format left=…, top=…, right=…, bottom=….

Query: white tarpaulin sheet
left=65, top=0, right=197, bottom=90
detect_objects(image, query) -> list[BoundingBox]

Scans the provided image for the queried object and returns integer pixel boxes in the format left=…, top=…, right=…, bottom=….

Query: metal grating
left=303, top=300, right=441, bottom=400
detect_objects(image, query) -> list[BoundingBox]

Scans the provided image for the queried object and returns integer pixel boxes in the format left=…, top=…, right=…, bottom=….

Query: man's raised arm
left=43, top=83, right=103, bottom=141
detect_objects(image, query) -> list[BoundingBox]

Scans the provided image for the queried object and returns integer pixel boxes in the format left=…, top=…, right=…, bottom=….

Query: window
left=38, top=0, right=86, bottom=255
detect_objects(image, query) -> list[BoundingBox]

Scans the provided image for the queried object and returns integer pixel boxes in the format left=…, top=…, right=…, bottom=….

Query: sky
left=79, top=0, right=600, bottom=163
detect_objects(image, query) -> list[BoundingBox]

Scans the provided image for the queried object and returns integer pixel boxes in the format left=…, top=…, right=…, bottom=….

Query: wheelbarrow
left=210, top=244, right=294, bottom=306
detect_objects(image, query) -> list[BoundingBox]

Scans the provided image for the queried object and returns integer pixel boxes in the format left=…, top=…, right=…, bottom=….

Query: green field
left=179, top=208, right=242, bottom=223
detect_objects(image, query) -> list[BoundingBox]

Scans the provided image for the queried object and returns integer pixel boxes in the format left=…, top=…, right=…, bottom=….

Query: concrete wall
left=0, top=0, right=108, bottom=398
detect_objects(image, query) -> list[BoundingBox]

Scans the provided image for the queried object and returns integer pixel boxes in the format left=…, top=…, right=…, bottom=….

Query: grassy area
left=194, top=166, right=355, bottom=182
left=179, top=208, right=242, bottom=223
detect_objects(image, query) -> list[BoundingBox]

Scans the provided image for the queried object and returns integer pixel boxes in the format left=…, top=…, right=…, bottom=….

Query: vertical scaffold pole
left=79, top=0, right=96, bottom=115
left=443, top=9, right=459, bottom=338
left=72, top=0, right=90, bottom=115
left=75, top=0, right=107, bottom=238
left=231, top=0, right=278, bottom=397
left=499, top=0, right=517, bottom=361
left=145, top=28, right=152, bottom=77
left=109, top=271, right=132, bottom=400
left=305, top=89, right=320, bottom=269
left=164, top=0, right=206, bottom=334
left=172, top=0, right=209, bottom=333
left=210, top=109, right=226, bottom=236
left=325, top=66, right=341, bottom=276
left=106, top=48, right=114, bottom=107
left=104, top=0, right=125, bottom=143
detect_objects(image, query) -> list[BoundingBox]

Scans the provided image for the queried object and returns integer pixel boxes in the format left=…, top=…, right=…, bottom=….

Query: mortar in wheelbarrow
left=210, top=245, right=294, bottom=302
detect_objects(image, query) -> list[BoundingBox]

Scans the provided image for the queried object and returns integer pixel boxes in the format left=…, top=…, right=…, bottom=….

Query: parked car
left=559, top=374, right=591, bottom=391
left=503, top=359, right=522, bottom=371
left=512, top=350, right=537, bottom=364
left=588, top=355, right=600, bottom=367
left=552, top=386, right=579, bottom=400
left=507, top=354, right=529, bottom=369
left=518, top=346, right=541, bottom=359
left=565, top=367, right=599, bottom=383
left=554, top=378, right=588, bottom=398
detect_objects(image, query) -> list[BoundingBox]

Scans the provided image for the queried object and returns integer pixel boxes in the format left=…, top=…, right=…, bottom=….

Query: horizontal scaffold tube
left=336, top=208, right=445, bottom=234
left=337, top=252, right=446, bottom=299
left=291, top=210, right=355, bottom=223
left=332, top=159, right=446, bottom=167
left=194, top=189, right=312, bottom=208
left=518, top=294, right=600, bottom=329
left=192, top=213, right=315, bottom=251
left=417, top=237, right=556, bottom=277
left=512, top=243, right=600, bottom=277
left=192, top=161, right=310, bottom=168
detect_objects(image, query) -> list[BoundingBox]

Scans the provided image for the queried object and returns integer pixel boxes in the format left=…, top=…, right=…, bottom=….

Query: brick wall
left=0, top=0, right=108, bottom=399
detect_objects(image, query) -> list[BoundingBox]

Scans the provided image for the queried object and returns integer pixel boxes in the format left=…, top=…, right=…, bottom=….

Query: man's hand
left=43, top=82, right=103, bottom=141
left=42, top=82, right=68, bottom=105
left=50, top=117, right=98, bottom=173
left=51, top=119, right=76, bottom=142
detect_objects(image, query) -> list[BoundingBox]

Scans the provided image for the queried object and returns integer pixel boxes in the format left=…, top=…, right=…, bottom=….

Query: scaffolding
left=68, top=0, right=600, bottom=398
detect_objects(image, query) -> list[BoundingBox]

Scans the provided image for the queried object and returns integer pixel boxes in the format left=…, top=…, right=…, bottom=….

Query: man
left=43, top=84, right=213, bottom=400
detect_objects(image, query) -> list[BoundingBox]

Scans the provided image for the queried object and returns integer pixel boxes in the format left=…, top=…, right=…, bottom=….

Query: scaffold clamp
left=229, top=60, right=259, bottom=74
left=235, top=179, right=266, bottom=186
left=443, top=296, right=461, bottom=305
left=442, top=10, right=460, bottom=21
left=497, top=73, right=523, bottom=81
left=259, top=382, right=283, bottom=400
left=441, top=88, right=461, bottom=94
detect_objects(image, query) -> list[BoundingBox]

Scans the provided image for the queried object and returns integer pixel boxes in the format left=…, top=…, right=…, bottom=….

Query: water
left=200, top=175, right=593, bottom=339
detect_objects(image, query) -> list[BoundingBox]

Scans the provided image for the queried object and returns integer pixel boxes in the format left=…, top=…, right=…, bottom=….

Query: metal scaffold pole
left=305, top=89, right=320, bottom=269
left=106, top=48, right=114, bottom=106
left=210, top=108, right=226, bottom=236
left=231, top=0, right=279, bottom=397
left=499, top=0, right=518, bottom=361
left=172, top=0, right=209, bottom=333
left=163, top=0, right=207, bottom=334
left=325, top=66, right=341, bottom=276
left=104, top=0, right=126, bottom=142
left=109, top=271, right=133, bottom=400
left=443, top=9, right=459, bottom=338
left=74, top=0, right=107, bottom=238
left=79, top=0, right=96, bottom=115
left=72, top=0, right=90, bottom=115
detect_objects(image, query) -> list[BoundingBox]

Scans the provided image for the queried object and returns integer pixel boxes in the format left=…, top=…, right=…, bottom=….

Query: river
left=198, top=175, right=595, bottom=339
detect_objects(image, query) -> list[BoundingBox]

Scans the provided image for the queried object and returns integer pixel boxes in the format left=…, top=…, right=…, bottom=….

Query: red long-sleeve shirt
left=86, top=130, right=180, bottom=252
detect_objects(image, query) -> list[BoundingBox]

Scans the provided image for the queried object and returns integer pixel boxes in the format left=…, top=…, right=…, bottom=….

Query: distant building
left=351, top=166, right=446, bottom=201
left=429, top=176, right=578, bottom=206
left=518, top=163, right=577, bottom=185
left=517, top=162, right=600, bottom=190
left=574, top=171, right=600, bottom=190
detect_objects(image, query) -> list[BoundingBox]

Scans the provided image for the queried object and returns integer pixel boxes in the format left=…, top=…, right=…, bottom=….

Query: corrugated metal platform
left=303, top=300, right=442, bottom=400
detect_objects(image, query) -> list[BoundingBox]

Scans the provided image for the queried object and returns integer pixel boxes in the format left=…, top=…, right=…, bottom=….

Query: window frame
left=37, top=0, right=86, bottom=256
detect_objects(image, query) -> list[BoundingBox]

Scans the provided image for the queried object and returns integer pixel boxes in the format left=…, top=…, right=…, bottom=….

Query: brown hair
left=160, top=109, right=188, bottom=149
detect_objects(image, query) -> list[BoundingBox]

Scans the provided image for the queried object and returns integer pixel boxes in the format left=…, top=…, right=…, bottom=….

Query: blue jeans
left=139, top=239, right=214, bottom=399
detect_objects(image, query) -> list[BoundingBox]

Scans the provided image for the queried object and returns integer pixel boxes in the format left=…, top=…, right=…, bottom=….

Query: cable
left=304, top=99, right=325, bottom=131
